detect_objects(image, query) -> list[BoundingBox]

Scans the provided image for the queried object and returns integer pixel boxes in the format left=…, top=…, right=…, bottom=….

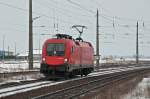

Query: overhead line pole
left=29, top=0, right=33, bottom=69
left=96, top=9, right=100, bottom=67
left=136, top=21, right=139, bottom=64
left=15, top=42, right=16, bottom=60
left=2, top=34, right=5, bottom=62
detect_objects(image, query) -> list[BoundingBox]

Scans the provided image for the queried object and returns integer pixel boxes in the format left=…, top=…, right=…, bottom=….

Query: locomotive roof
left=55, top=34, right=73, bottom=40
left=54, top=33, right=83, bottom=41
left=50, top=34, right=92, bottom=47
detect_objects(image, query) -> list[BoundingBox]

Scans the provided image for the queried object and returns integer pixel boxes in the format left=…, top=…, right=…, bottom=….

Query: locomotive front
left=40, top=38, right=71, bottom=77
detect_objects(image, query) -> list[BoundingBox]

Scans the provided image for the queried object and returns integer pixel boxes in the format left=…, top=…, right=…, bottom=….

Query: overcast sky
left=0, top=0, right=150, bottom=57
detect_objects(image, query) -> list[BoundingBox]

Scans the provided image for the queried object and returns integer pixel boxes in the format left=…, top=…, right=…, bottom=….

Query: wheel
left=83, top=69, right=88, bottom=76
left=80, top=69, right=83, bottom=77
left=64, top=72, right=69, bottom=79
left=69, top=72, right=74, bottom=78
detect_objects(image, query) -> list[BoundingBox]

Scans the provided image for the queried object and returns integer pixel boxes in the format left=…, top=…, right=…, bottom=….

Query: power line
left=35, top=0, right=93, bottom=24
left=0, top=1, right=27, bottom=12
left=88, top=0, right=150, bottom=25
left=2, top=0, right=149, bottom=30
left=66, top=0, right=95, bottom=14
left=91, top=0, right=114, bottom=16
left=0, top=1, right=73, bottom=24
left=46, top=0, right=94, bottom=18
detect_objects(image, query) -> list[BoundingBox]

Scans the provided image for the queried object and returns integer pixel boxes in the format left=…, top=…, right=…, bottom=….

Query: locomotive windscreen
left=46, top=43, right=65, bottom=56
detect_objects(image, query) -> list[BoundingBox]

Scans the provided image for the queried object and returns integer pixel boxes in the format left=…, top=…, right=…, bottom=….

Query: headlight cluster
left=64, top=58, right=68, bottom=63
left=42, top=58, right=46, bottom=62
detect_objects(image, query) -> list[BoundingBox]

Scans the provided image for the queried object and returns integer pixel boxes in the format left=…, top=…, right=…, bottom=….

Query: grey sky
left=0, top=0, right=150, bottom=57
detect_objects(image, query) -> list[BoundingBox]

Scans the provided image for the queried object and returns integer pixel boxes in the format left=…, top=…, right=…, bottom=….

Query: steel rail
left=32, top=67, right=149, bottom=99
left=67, top=69, right=142, bottom=99
left=0, top=77, right=48, bottom=90
left=0, top=81, right=53, bottom=97
left=0, top=70, right=39, bottom=78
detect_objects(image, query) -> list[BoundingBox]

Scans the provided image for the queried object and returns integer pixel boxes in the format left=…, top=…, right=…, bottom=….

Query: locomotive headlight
left=64, top=58, right=68, bottom=63
left=42, top=58, right=46, bottom=62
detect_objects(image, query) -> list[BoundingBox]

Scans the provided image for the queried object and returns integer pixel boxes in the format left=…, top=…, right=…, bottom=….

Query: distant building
left=0, top=51, right=4, bottom=57
left=0, top=50, right=14, bottom=59
left=17, top=52, right=28, bottom=60
left=17, top=49, right=42, bottom=61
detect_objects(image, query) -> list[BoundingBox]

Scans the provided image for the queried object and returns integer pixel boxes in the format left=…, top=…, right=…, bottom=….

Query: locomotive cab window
left=46, top=43, right=65, bottom=56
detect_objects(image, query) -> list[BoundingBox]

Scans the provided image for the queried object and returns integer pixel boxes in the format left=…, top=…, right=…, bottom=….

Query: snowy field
left=0, top=60, right=40, bottom=73
left=0, top=60, right=42, bottom=83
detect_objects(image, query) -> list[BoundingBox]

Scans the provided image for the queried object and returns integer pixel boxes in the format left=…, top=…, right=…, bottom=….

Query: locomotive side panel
left=68, top=42, right=81, bottom=71
left=80, top=44, right=94, bottom=68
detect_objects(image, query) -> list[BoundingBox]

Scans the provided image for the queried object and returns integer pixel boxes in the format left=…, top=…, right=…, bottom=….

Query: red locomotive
left=40, top=34, right=94, bottom=78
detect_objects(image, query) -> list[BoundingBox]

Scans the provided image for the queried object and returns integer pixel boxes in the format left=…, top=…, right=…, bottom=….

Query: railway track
left=0, top=70, right=42, bottom=90
left=0, top=62, right=146, bottom=79
left=0, top=65, right=149, bottom=99
left=0, top=77, right=49, bottom=90
left=32, top=66, right=150, bottom=99
left=0, top=70, right=39, bottom=78
left=0, top=81, right=53, bottom=98
left=0, top=64, right=144, bottom=90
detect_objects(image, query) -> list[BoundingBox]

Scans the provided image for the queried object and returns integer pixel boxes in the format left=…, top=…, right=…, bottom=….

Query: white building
left=17, top=49, right=42, bottom=61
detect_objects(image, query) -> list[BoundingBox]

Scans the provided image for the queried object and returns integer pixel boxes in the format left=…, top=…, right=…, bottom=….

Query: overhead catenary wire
left=88, top=0, right=150, bottom=25
left=0, top=1, right=74, bottom=24
left=91, top=0, right=112, bottom=14
left=35, top=0, right=94, bottom=24
left=0, top=1, right=27, bottom=12
left=1, top=0, right=149, bottom=31
left=46, top=0, right=94, bottom=18
left=66, top=0, right=95, bottom=14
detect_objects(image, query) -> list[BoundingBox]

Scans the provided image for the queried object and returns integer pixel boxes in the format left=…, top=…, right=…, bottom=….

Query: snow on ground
left=0, top=81, right=52, bottom=98
left=0, top=60, right=43, bottom=84
left=0, top=60, right=40, bottom=73
left=0, top=71, right=44, bottom=85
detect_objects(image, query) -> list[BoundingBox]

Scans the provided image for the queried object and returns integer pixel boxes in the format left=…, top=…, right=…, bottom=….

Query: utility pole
left=29, top=0, right=33, bottom=69
left=96, top=9, right=100, bottom=67
left=8, top=45, right=9, bottom=58
left=56, top=23, right=59, bottom=33
left=2, top=34, right=5, bottom=62
left=15, top=42, right=16, bottom=60
left=39, top=35, right=41, bottom=61
left=136, top=21, right=139, bottom=64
